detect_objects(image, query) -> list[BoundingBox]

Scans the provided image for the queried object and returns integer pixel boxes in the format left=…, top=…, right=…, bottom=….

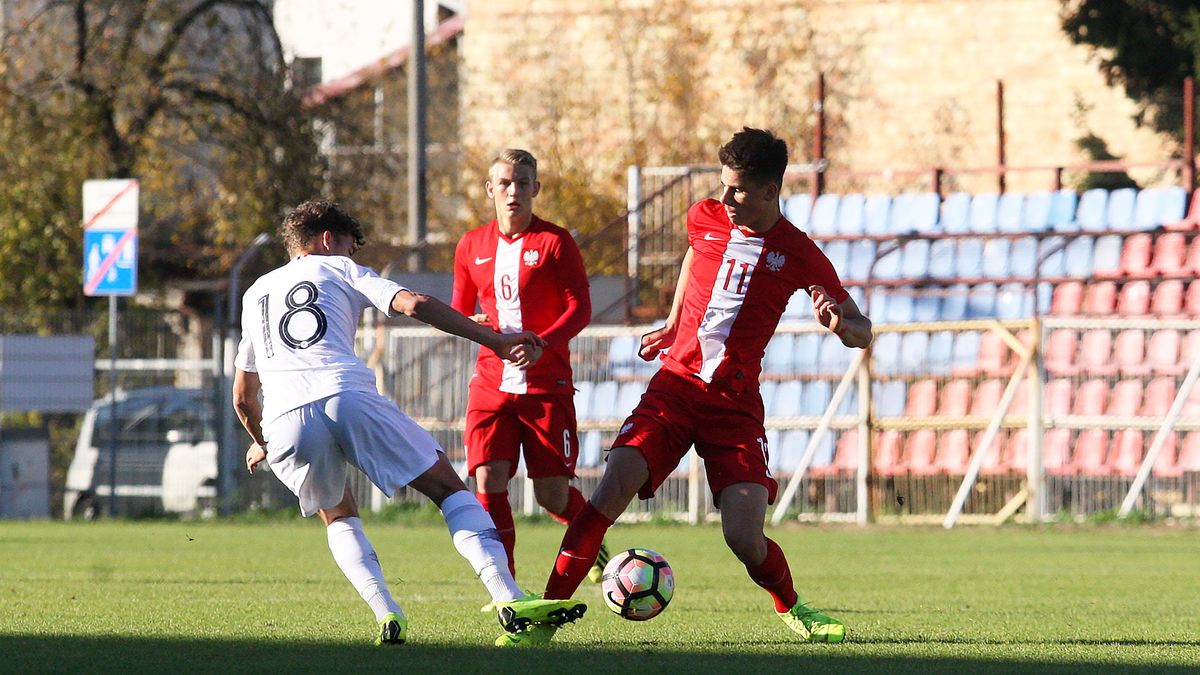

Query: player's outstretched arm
left=639, top=248, right=694, bottom=360
left=233, top=368, right=269, bottom=473
left=809, top=285, right=872, bottom=349
left=391, top=289, right=546, bottom=363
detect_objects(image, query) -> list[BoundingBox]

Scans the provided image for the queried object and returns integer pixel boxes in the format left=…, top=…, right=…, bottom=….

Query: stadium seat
left=1070, top=430, right=1111, bottom=476
left=1091, top=235, right=1123, bottom=278
left=1117, top=280, right=1151, bottom=316
left=905, top=379, right=939, bottom=417
left=1073, top=379, right=1110, bottom=416
left=1023, top=191, right=1053, bottom=231
left=937, top=379, right=972, bottom=417
left=782, top=290, right=812, bottom=321
left=1141, top=377, right=1176, bottom=418
left=1035, top=282, right=1054, bottom=315
left=775, top=429, right=811, bottom=472
left=1177, top=432, right=1200, bottom=472
left=888, top=292, right=916, bottom=325
left=910, top=193, right=942, bottom=233
left=800, top=379, right=831, bottom=417
left=1113, top=330, right=1149, bottom=376
left=1049, top=189, right=1079, bottom=231
left=1050, top=281, right=1084, bottom=315
left=1082, top=281, right=1117, bottom=315
left=608, top=335, right=640, bottom=378
left=995, top=283, right=1027, bottom=320
left=808, top=193, right=839, bottom=236
left=888, top=193, right=915, bottom=233
left=940, top=192, right=972, bottom=234
left=968, top=193, right=1000, bottom=233
left=966, top=283, right=997, bottom=318
left=793, top=332, right=822, bottom=373
left=616, top=381, right=646, bottom=417
left=1043, top=429, right=1073, bottom=475
left=1157, top=186, right=1190, bottom=229
left=898, top=331, right=929, bottom=373
left=978, top=430, right=1009, bottom=476
left=835, top=193, right=866, bottom=235
left=927, top=330, right=955, bottom=373
left=1077, top=188, right=1109, bottom=232
left=913, top=293, right=941, bottom=323
left=845, top=240, right=876, bottom=281
left=1151, top=433, right=1182, bottom=478
left=941, top=284, right=969, bottom=321
left=1006, top=429, right=1030, bottom=474
left=1132, top=188, right=1162, bottom=230
left=1150, top=233, right=1188, bottom=276
left=1119, top=233, right=1154, bottom=278
left=901, top=240, right=930, bottom=279
left=770, top=380, right=803, bottom=418
left=785, top=194, right=813, bottom=228
left=812, top=430, right=857, bottom=476
left=904, top=430, right=938, bottom=475
left=589, top=381, right=620, bottom=420
left=981, top=239, right=1011, bottom=278
left=951, top=331, right=981, bottom=376
left=1146, top=330, right=1183, bottom=375
left=955, top=238, right=985, bottom=278
left=1077, top=331, right=1116, bottom=377
left=874, top=430, right=905, bottom=476
left=1184, top=330, right=1200, bottom=370
left=574, top=381, right=594, bottom=422
left=1038, top=235, right=1068, bottom=278
left=1107, top=379, right=1144, bottom=416
left=1110, top=430, right=1144, bottom=476
left=1151, top=280, right=1186, bottom=317
left=764, top=428, right=782, bottom=473
left=1044, top=329, right=1078, bottom=376
left=935, top=430, right=970, bottom=474
left=820, top=333, right=854, bottom=374
left=1010, top=237, right=1038, bottom=278
left=1063, top=235, right=1096, bottom=278
left=760, top=380, right=778, bottom=416
left=1187, top=281, right=1200, bottom=316
left=873, top=380, right=907, bottom=417
left=1106, top=187, right=1137, bottom=231
left=874, top=244, right=903, bottom=280
left=763, top=333, right=796, bottom=375
left=822, top=240, right=849, bottom=272
left=579, top=430, right=602, bottom=468
left=863, top=194, right=892, bottom=235
left=996, top=192, right=1026, bottom=233
left=1185, top=235, right=1200, bottom=275
left=926, top=239, right=955, bottom=278
left=1045, top=378, right=1073, bottom=417
left=971, top=379, right=1004, bottom=417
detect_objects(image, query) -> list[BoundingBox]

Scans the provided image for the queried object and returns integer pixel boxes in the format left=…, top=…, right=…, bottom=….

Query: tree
left=0, top=0, right=322, bottom=329
left=1060, top=0, right=1200, bottom=141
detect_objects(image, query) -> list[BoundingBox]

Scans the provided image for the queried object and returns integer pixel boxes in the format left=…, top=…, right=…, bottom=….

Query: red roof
left=301, top=13, right=464, bottom=108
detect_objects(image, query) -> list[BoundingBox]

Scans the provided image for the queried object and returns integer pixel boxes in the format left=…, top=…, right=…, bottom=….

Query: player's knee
left=723, top=527, right=766, bottom=564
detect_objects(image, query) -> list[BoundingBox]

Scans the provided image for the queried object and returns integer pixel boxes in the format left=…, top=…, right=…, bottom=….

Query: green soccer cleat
left=495, top=623, right=558, bottom=648
left=494, top=594, right=587, bottom=633
left=375, top=612, right=407, bottom=646
left=777, top=602, right=846, bottom=644
left=587, top=541, right=612, bottom=584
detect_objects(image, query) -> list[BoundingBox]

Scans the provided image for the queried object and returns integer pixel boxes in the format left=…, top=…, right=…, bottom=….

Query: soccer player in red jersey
left=497, top=129, right=872, bottom=647
left=453, top=149, right=607, bottom=583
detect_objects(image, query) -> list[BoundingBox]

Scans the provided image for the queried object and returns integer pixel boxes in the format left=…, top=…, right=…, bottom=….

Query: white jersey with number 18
left=234, top=255, right=406, bottom=424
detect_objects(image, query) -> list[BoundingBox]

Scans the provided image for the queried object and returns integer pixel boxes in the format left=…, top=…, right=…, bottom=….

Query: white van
left=64, top=387, right=218, bottom=519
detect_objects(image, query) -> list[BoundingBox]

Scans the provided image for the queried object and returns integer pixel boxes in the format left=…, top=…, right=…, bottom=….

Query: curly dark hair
left=280, top=200, right=366, bottom=255
left=717, top=127, right=788, bottom=187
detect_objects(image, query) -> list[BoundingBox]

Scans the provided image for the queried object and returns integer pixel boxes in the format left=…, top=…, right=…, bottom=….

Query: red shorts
left=465, top=385, right=579, bottom=479
left=611, top=368, right=777, bottom=507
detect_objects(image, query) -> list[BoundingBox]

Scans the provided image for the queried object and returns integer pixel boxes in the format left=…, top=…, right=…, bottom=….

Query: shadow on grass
left=3, top=635, right=1197, bottom=674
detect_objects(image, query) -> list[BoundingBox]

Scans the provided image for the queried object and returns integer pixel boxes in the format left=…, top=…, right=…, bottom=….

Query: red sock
left=544, top=501, right=613, bottom=599
left=745, top=538, right=799, bottom=613
left=476, top=491, right=516, bottom=577
left=545, top=486, right=586, bottom=525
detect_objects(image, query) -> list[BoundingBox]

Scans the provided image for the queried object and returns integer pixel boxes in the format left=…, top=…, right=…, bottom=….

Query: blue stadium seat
left=765, top=428, right=782, bottom=472
left=793, top=332, right=822, bottom=372
left=872, top=380, right=907, bottom=417
left=845, top=240, right=876, bottom=281
left=1077, top=188, right=1109, bottom=232
left=822, top=240, right=849, bottom=272
left=1106, top=187, right=1137, bottom=231
left=955, top=238, right=985, bottom=278
left=927, top=330, right=955, bottom=374
left=608, top=335, right=639, bottom=378
left=899, top=331, right=930, bottom=373
left=982, top=238, right=1011, bottom=278
left=573, top=381, right=593, bottom=421
left=1010, top=236, right=1038, bottom=278
left=1049, top=189, right=1079, bottom=231
left=864, top=194, right=892, bottom=235
left=770, top=380, right=803, bottom=417
left=868, top=288, right=888, bottom=320
left=952, top=331, right=981, bottom=371
left=941, top=192, right=972, bottom=234
left=763, top=333, right=796, bottom=375
left=1063, top=235, right=1095, bottom=278
left=871, top=332, right=901, bottom=374
left=996, top=192, right=1025, bottom=233
left=888, top=194, right=915, bottom=233
left=927, top=239, right=955, bottom=278
left=801, top=380, right=831, bottom=416
left=967, top=283, right=998, bottom=317
left=941, top=284, right=969, bottom=320
left=901, top=240, right=930, bottom=279
left=910, top=193, right=941, bottom=233
left=1035, top=281, right=1053, bottom=315
left=1038, top=235, right=1067, bottom=277
left=886, top=292, right=915, bottom=323
left=819, top=333, right=853, bottom=374
left=836, top=193, right=866, bottom=235
left=1132, top=188, right=1161, bottom=230
left=835, top=385, right=859, bottom=416
left=810, top=194, right=840, bottom=236
left=912, top=291, right=940, bottom=323
left=847, top=286, right=867, bottom=310
left=969, top=193, right=1000, bottom=233
left=873, top=244, right=902, bottom=280
left=579, top=431, right=602, bottom=468
left=782, top=290, right=812, bottom=321
left=1091, top=234, right=1123, bottom=277
left=996, top=283, right=1027, bottom=319
left=616, top=381, right=646, bottom=417
left=1022, top=191, right=1053, bottom=231
left=760, top=380, right=778, bottom=417
left=1158, top=186, right=1188, bottom=224
left=776, top=429, right=812, bottom=471
left=589, top=381, right=620, bottom=420
left=785, top=194, right=813, bottom=228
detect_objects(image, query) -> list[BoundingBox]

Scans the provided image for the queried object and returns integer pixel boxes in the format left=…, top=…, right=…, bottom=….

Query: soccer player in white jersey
left=498, top=129, right=872, bottom=647
left=232, top=200, right=586, bottom=646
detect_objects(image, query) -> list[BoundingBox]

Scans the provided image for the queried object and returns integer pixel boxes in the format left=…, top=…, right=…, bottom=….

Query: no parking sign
left=82, top=179, right=138, bottom=296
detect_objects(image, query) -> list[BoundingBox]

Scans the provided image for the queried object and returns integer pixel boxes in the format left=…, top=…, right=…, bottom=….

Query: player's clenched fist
left=495, top=330, right=545, bottom=368
left=639, top=325, right=676, bottom=361
left=809, top=285, right=846, bottom=336
left=245, top=443, right=267, bottom=474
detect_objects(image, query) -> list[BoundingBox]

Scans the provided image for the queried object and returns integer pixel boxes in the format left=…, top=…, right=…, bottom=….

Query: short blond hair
left=490, top=148, right=537, bottom=179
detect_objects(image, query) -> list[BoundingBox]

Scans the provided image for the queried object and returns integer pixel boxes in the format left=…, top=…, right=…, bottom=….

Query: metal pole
left=1026, top=318, right=1045, bottom=522
left=1184, top=77, right=1195, bottom=191
left=997, top=80, right=1007, bottom=194
left=854, top=355, right=870, bottom=525
left=107, top=296, right=118, bottom=517
left=627, top=165, right=642, bottom=324
left=407, top=0, right=427, bottom=272
left=811, top=72, right=826, bottom=201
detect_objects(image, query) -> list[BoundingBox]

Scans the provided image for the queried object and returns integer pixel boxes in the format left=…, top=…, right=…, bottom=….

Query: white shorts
left=265, top=390, right=441, bottom=517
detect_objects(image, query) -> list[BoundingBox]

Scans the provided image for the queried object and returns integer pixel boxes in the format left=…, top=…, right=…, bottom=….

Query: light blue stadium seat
left=608, top=335, right=639, bottom=378
left=1091, top=234, right=1123, bottom=277
left=793, top=332, right=822, bottom=373
left=785, top=194, right=813, bottom=228
left=763, top=333, right=796, bottom=375
left=760, top=380, right=778, bottom=416
left=615, top=381, right=645, bottom=417
left=579, top=430, right=602, bottom=468
left=888, top=194, right=915, bottom=233
left=765, top=428, right=782, bottom=472
left=955, top=238, right=985, bottom=278
left=819, top=333, right=853, bottom=374
left=836, top=193, right=866, bottom=235
left=941, top=192, right=972, bottom=234
left=810, top=193, right=840, bottom=236
left=927, top=330, right=955, bottom=373
left=801, top=380, right=830, bottom=417
left=782, top=290, right=812, bottom=322
left=822, top=240, right=849, bottom=272
left=589, top=381, right=619, bottom=420
left=1035, top=281, right=1053, bottom=315
left=864, top=194, right=892, bottom=235
left=846, top=240, right=876, bottom=281
left=1076, top=188, right=1109, bottom=232
left=868, top=288, right=889, bottom=320
left=574, top=381, right=593, bottom=421
left=872, top=380, right=907, bottom=417
left=912, top=291, right=940, bottom=323
left=1063, top=235, right=1095, bottom=278
left=899, top=331, right=930, bottom=373
left=996, top=283, right=1027, bottom=319
left=901, top=240, right=930, bottom=279
left=927, top=239, right=955, bottom=278
left=1159, top=186, right=1188, bottom=224
left=886, top=292, right=915, bottom=323
left=982, top=238, right=1011, bottom=278
left=1049, top=189, right=1079, bottom=231
left=776, top=429, right=812, bottom=472
left=1106, top=187, right=1137, bottom=231
left=848, top=286, right=867, bottom=310
left=770, top=380, right=803, bottom=417
left=910, top=193, right=941, bottom=233
left=871, top=332, right=901, bottom=374
left=941, top=284, right=969, bottom=321
left=969, top=193, right=1000, bottom=233
left=1023, top=191, right=1053, bottom=231
left=967, top=283, right=998, bottom=317
left=1038, top=235, right=1067, bottom=277
left=1132, top=188, right=1161, bottom=230
left=1010, top=236, right=1038, bottom=278
left=873, top=244, right=902, bottom=280
left=952, top=331, right=981, bottom=371
left=996, top=192, right=1025, bottom=233
left=836, top=385, right=859, bottom=416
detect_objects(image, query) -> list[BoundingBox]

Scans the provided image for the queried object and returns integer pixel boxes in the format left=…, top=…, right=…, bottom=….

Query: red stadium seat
left=1151, top=232, right=1189, bottom=275
left=874, top=430, right=905, bottom=476
left=1178, top=432, right=1200, bottom=472
left=904, top=430, right=938, bottom=475
left=1109, top=430, right=1144, bottom=476
left=1113, top=330, right=1148, bottom=376
left=1150, top=280, right=1185, bottom=317
left=1082, top=281, right=1117, bottom=315
left=813, top=430, right=858, bottom=476
left=1007, top=429, right=1029, bottom=474
left=1117, top=281, right=1151, bottom=316
left=1186, top=281, right=1200, bottom=316
left=1010, top=378, right=1030, bottom=414
left=1050, top=281, right=1084, bottom=316
left=1070, top=430, right=1110, bottom=476
left=1119, top=233, right=1154, bottom=278
left=978, top=331, right=1011, bottom=376
left=1044, top=329, right=1078, bottom=376
left=1142, top=377, right=1177, bottom=418
left=1164, top=189, right=1200, bottom=230
left=1151, top=433, right=1182, bottom=478
left=977, top=430, right=1008, bottom=475
left=935, top=430, right=970, bottom=474
left=1045, top=379, right=1073, bottom=417
left=1187, top=234, right=1200, bottom=273
left=905, top=379, right=939, bottom=417
left=1107, top=379, right=1144, bottom=416
left=937, top=379, right=972, bottom=417
left=1147, top=330, right=1184, bottom=375
left=1073, top=379, right=1109, bottom=416
left=1044, top=429, right=1073, bottom=475
left=971, top=379, right=1003, bottom=416
left=1076, top=330, right=1115, bottom=377
left=1182, top=331, right=1200, bottom=370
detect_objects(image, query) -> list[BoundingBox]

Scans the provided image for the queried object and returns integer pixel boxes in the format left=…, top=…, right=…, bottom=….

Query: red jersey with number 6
left=452, top=216, right=591, bottom=395
left=660, top=199, right=849, bottom=394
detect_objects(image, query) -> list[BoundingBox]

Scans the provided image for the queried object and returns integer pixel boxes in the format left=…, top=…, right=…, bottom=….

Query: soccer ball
left=600, top=548, right=674, bottom=620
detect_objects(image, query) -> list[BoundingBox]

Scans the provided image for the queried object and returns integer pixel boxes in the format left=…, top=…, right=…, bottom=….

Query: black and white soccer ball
left=600, top=547, right=674, bottom=620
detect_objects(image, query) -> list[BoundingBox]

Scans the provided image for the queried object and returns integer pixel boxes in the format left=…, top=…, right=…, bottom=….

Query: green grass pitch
left=1, top=518, right=1197, bottom=673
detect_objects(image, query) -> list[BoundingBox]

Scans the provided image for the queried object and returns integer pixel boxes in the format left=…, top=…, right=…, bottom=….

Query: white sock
left=326, top=516, right=403, bottom=621
left=440, top=490, right=523, bottom=603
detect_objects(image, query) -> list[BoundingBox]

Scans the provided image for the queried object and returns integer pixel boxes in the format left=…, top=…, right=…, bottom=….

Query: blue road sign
left=84, top=229, right=138, bottom=296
